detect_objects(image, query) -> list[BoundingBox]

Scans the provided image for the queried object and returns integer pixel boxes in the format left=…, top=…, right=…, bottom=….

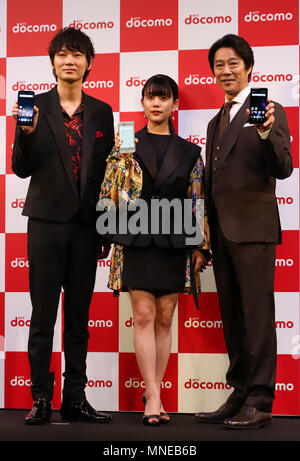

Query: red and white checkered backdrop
left=0, top=0, right=299, bottom=415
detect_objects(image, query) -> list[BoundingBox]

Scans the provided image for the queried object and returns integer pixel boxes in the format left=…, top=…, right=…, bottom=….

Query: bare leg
left=155, top=293, right=178, bottom=420
left=130, top=290, right=160, bottom=423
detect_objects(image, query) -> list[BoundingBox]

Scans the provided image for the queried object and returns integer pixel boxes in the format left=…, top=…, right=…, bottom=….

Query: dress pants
left=210, top=210, right=277, bottom=412
left=27, top=214, right=98, bottom=401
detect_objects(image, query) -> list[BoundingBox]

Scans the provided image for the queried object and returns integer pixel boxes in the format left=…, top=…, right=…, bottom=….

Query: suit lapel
left=135, top=128, right=158, bottom=179
left=216, top=95, right=250, bottom=167
left=205, top=108, right=222, bottom=177
left=45, top=87, right=79, bottom=199
left=155, top=134, right=185, bottom=189
left=81, top=94, right=98, bottom=198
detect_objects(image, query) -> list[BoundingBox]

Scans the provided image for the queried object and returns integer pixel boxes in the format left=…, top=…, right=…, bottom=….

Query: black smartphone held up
left=248, top=88, right=268, bottom=124
left=118, top=121, right=135, bottom=154
left=17, top=90, right=35, bottom=126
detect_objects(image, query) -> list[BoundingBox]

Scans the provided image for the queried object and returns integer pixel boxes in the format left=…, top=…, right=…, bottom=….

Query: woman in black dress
left=100, top=75, right=210, bottom=425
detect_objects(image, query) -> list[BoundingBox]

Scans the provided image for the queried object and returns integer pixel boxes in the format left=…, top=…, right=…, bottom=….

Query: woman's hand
left=114, top=132, right=139, bottom=158
left=192, top=250, right=208, bottom=272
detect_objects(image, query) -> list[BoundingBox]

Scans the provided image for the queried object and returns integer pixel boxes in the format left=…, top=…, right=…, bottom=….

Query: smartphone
left=17, top=90, right=35, bottom=126
left=248, top=88, right=268, bottom=124
left=118, top=121, right=135, bottom=154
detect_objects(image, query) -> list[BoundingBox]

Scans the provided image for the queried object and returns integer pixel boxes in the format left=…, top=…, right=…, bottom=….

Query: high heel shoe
left=141, top=392, right=160, bottom=426
left=142, top=392, right=170, bottom=424
left=142, top=414, right=160, bottom=426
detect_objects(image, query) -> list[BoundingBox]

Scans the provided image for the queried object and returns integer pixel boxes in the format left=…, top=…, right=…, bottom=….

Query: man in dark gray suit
left=195, top=34, right=293, bottom=429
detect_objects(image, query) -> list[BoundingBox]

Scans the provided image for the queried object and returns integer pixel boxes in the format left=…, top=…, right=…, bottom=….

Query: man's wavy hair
left=48, top=27, right=95, bottom=82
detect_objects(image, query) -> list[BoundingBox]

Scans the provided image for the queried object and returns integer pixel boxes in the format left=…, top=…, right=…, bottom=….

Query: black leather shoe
left=195, top=402, right=241, bottom=423
left=24, top=398, right=52, bottom=425
left=223, top=404, right=272, bottom=429
left=60, top=397, right=112, bottom=423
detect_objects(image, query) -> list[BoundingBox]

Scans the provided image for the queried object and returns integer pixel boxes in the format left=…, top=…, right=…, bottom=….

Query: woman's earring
left=171, top=112, right=175, bottom=120
left=143, top=113, right=146, bottom=118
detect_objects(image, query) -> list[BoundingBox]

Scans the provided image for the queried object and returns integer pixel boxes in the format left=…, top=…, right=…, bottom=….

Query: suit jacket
left=205, top=94, right=293, bottom=243
left=12, top=86, right=114, bottom=223
left=109, top=125, right=202, bottom=248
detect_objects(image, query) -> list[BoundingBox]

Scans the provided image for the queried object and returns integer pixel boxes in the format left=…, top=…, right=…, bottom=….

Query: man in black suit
left=12, top=27, right=114, bottom=424
left=195, top=34, right=293, bottom=429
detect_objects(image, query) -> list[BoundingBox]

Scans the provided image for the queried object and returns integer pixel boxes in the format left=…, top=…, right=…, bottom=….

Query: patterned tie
left=219, top=101, right=236, bottom=139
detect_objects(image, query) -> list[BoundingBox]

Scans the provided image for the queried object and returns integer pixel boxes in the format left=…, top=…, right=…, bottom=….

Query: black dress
left=122, top=133, right=186, bottom=296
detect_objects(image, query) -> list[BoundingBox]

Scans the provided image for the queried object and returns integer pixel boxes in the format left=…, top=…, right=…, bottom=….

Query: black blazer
left=205, top=95, right=293, bottom=243
left=110, top=126, right=202, bottom=248
left=12, top=86, right=114, bottom=223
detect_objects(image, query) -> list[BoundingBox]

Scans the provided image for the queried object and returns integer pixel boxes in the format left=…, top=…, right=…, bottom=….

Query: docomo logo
left=125, top=378, right=172, bottom=389
left=275, top=258, right=294, bottom=267
left=186, top=135, right=206, bottom=147
left=184, top=317, right=223, bottom=329
left=10, top=376, right=31, bottom=387
left=184, top=74, right=217, bottom=86
left=11, top=257, right=29, bottom=269
left=69, top=19, right=114, bottom=31
left=245, top=11, right=293, bottom=23
left=12, top=81, right=56, bottom=92
left=250, top=72, right=293, bottom=83
left=86, top=379, right=113, bottom=388
left=88, top=319, right=113, bottom=328
left=276, top=320, right=294, bottom=329
left=125, top=316, right=134, bottom=328
left=126, top=17, right=173, bottom=29
left=185, top=14, right=232, bottom=25
left=11, top=316, right=30, bottom=327
left=12, top=22, right=57, bottom=34
left=184, top=378, right=232, bottom=390
left=11, top=198, right=25, bottom=209
left=276, top=382, right=294, bottom=391
left=126, top=77, right=147, bottom=88
left=277, top=196, right=294, bottom=205
left=82, top=80, right=114, bottom=90
left=98, top=259, right=111, bottom=267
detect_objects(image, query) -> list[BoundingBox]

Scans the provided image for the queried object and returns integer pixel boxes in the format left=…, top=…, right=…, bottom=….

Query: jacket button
left=214, top=157, right=218, bottom=161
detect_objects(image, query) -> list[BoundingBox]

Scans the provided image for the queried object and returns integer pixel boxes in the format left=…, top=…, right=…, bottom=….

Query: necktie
left=219, top=101, right=236, bottom=139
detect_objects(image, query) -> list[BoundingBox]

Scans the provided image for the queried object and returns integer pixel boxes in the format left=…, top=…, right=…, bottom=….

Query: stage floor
left=0, top=410, right=299, bottom=454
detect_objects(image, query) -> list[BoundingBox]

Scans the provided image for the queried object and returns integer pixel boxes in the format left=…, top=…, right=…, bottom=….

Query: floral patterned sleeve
left=99, top=146, right=143, bottom=293
left=99, top=146, right=143, bottom=206
left=188, top=155, right=210, bottom=251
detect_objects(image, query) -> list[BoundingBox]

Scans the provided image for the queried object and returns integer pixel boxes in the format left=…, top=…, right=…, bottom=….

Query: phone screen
left=249, top=88, right=268, bottom=124
left=119, top=122, right=135, bottom=153
left=17, top=91, right=34, bottom=126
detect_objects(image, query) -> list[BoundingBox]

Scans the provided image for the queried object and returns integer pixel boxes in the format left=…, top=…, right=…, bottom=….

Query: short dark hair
left=48, top=27, right=95, bottom=82
left=142, top=74, right=178, bottom=101
left=208, top=34, right=254, bottom=81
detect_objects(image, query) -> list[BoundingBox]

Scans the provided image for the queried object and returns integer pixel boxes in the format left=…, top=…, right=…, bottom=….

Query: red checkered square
left=238, top=0, right=299, bottom=47
left=4, top=351, right=61, bottom=409
left=5, top=233, right=29, bottom=292
left=178, top=293, right=226, bottom=353
left=7, top=0, right=62, bottom=57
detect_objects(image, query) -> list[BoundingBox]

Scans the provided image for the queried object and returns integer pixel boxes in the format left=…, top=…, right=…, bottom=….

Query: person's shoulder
left=176, top=134, right=201, bottom=154
left=83, top=92, right=113, bottom=111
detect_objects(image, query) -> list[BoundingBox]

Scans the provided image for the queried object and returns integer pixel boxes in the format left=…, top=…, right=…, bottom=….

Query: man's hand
left=96, top=240, right=111, bottom=260
left=246, top=98, right=275, bottom=133
left=12, top=102, right=39, bottom=135
left=192, top=250, right=209, bottom=272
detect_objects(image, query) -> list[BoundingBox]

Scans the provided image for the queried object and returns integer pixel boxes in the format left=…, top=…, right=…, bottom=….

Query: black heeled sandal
left=142, top=392, right=170, bottom=424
